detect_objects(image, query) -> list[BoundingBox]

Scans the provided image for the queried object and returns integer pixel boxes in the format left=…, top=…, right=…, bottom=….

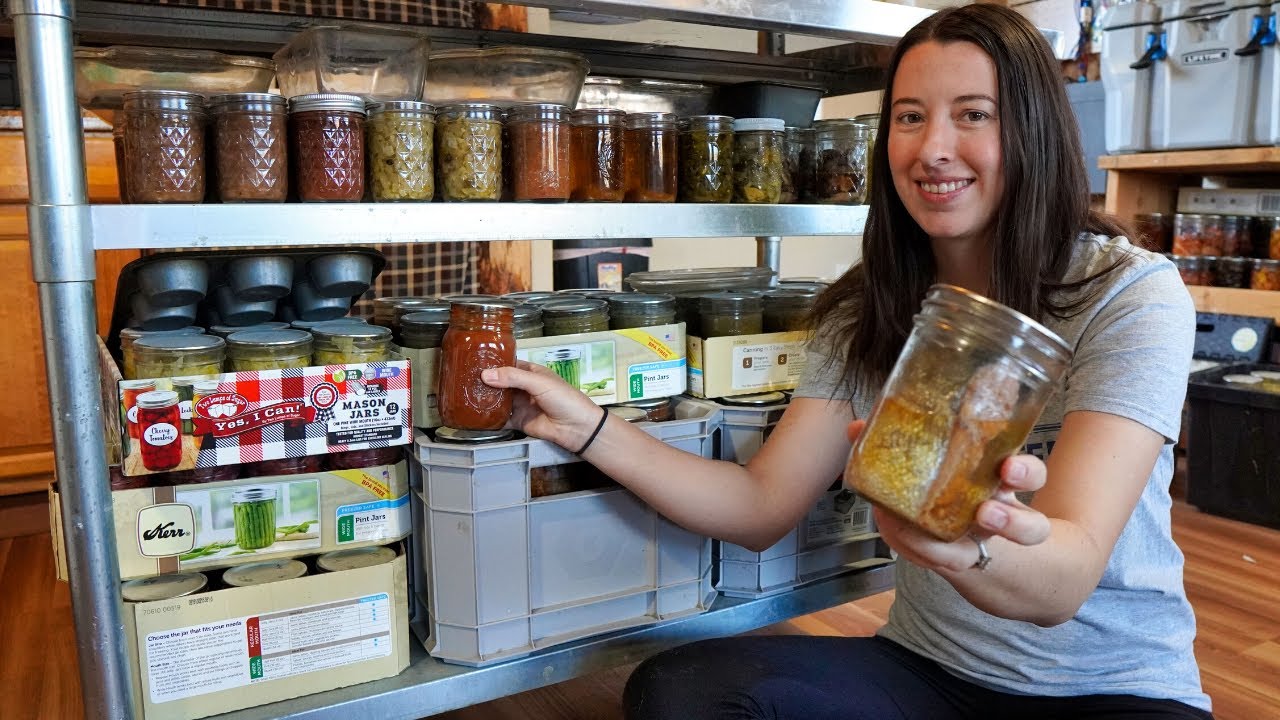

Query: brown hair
left=810, top=3, right=1129, bottom=394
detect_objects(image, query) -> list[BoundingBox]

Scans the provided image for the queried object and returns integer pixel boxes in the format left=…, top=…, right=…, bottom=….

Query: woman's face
left=888, top=40, right=1004, bottom=249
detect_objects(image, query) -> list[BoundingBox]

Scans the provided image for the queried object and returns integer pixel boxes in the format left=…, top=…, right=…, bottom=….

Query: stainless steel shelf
left=217, top=563, right=895, bottom=720
left=90, top=203, right=868, bottom=249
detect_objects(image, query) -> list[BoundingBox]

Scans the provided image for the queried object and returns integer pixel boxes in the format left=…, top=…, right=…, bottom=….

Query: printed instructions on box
left=627, top=359, right=686, bottom=399
left=144, top=593, right=393, bottom=704
left=336, top=494, right=410, bottom=544
left=730, top=341, right=806, bottom=391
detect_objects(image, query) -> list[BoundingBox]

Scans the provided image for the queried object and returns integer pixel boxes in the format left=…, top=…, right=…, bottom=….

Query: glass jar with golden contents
left=130, top=334, right=226, bottom=380
left=225, top=329, right=313, bottom=371
left=507, top=103, right=572, bottom=202
left=311, top=323, right=393, bottom=364
left=367, top=101, right=436, bottom=202
left=679, top=115, right=734, bottom=203
left=731, top=118, right=785, bottom=204
left=624, top=112, right=678, bottom=202
left=571, top=109, right=626, bottom=202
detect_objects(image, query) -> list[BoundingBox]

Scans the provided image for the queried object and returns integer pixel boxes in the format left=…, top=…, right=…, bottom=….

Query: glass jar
left=121, top=90, right=207, bottom=203
left=113, top=122, right=131, bottom=202
left=812, top=119, right=870, bottom=205
left=389, top=297, right=449, bottom=334
left=1211, top=256, right=1252, bottom=288
left=1133, top=212, right=1173, bottom=253
left=121, top=572, right=208, bottom=602
left=544, top=347, right=583, bottom=390
left=507, top=103, right=572, bottom=202
left=1172, top=214, right=1203, bottom=256
left=222, top=559, right=308, bottom=587
left=570, top=108, right=626, bottom=202
left=1270, top=217, right=1280, bottom=260
left=513, top=304, right=544, bottom=339
left=732, top=118, right=785, bottom=204
left=502, top=290, right=559, bottom=304
left=607, top=293, right=676, bottom=329
left=232, top=487, right=277, bottom=551
left=1173, top=255, right=1210, bottom=286
left=208, top=93, right=288, bottom=202
left=700, top=292, right=764, bottom=337
left=207, top=322, right=290, bottom=339
left=316, top=546, right=397, bottom=573
left=119, top=326, right=206, bottom=380
left=371, top=297, right=402, bottom=328
left=290, top=93, right=367, bottom=202
left=226, top=329, right=313, bottom=370
left=617, top=396, right=674, bottom=422
left=438, top=303, right=516, bottom=431
left=541, top=298, right=610, bottom=336
left=763, top=288, right=817, bottom=332
left=679, top=115, right=734, bottom=203
left=120, top=379, right=156, bottom=453
left=328, top=447, right=403, bottom=470
left=130, top=335, right=226, bottom=380
left=436, top=103, right=503, bottom=202
left=311, top=324, right=393, bottom=364
left=782, top=127, right=814, bottom=204
left=367, top=101, right=436, bottom=202
left=845, top=284, right=1072, bottom=541
left=624, top=112, right=678, bottom=202
left=398, top=309, right=451, bottom=349
left=673, top=294, right=704, bottom=337
left=136, top=390, right=183, bottom=472
left=1221, top=215, right=1250, bottom=256
left=853, top=112, right=879, bottom=198
left=1253, top=258, right=1280, bottom=290
left=1199, top=215, right=1225, bottom=256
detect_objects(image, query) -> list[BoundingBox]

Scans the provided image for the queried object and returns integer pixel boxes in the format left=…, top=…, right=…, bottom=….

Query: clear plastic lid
left=626, top=267, right=776, bottom=294
left=426, top=46, right=589, bottom=109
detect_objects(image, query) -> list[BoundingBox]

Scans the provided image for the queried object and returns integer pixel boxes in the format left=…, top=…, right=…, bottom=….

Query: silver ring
left=970, top=535, right=992, bottom=571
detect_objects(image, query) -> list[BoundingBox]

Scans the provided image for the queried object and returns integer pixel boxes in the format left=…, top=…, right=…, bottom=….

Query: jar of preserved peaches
left=571, top=109, right=626, bottom=202
left=208, top=93, right=289, bottom=202
left=136, top=390, right=184, bottom=472
left=624, top=112, right=678, bottom=202
left=1221, top=215, right=1250, bottom=256
left=1253, top=258, right=1280, bottom=290
left=367, top=101, right=436, bottom=202
left=507, top=103, right=572, bottom=202
left=438, top=303, right=516, bottom=431
left=1172, top=214, right=1202, bottom=256
left=679, top=115, right=734, bottom=203
left=121, top=90, right=208, bottom=203
left=289, top=93, right=367, bottom=202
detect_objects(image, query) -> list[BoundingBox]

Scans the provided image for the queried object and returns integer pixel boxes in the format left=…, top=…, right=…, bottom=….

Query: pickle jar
left=289, top=93, right=367, bottom=202
left=120, top=326, right=206, bottom=380
left=624, top=112, right=678, bottom=202
left=1199, top=215, right=1226, bottom=256
left=438, top=302, right=516, bottom=431
left=571, top=109, right=626, bottom=202
left=541, top=298, right=610, bottom=336
left=731, top=118, right=785, bottom=204
left=312, top=323, right=393, bottom=364
left=763, top=288, right=817, bottom=332
left=208, top=93, right=288, bottom=202
left=1134, top=212, right=1173, bottom=253
left=130, top=334, right=226, bottom=380
left=679, top=115, right=734, bottom=203
left=700, top=292, right=764, bottom=337
left=436, top=103, right=503, bottom=202
left=507, top=103, right=572, bottom=202
left=812, top=119, right=870, bottom=205
left=398, top=309, right=451, bottom=349
left=120, top=90, right=208, bottom=203
left=1253, top=258, right=1280, bottom=290
left=367, top=101, right=436, bottom=202
left=608, top=293, right=676, bottom=329
left=1211, top=257, right=1251, bottom=288
left=232, top=487, right=277, bottom=551
left=782, top=127, right=814, bottom=204
left=1172, top=214, right=1203, bottom=256
left=226, top=329, right=314, bottom=371
left=512, top=304, right=544, bottom=339
left=845, top=284, right=1072, bottom=541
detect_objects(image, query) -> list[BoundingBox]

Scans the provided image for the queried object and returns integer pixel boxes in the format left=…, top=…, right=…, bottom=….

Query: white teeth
left=921, top=180, right=971, bottom=194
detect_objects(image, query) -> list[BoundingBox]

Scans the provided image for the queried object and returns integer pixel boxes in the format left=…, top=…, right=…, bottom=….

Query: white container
left=1101, top=1, right=1163, bottom=152
left=1252, top=2, right=1280, bottom=143
left=717, top=532, right=891, bottom=599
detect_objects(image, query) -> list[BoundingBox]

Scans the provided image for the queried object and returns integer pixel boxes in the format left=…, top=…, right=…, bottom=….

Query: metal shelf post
left=8, top=0, right=135, bottom=716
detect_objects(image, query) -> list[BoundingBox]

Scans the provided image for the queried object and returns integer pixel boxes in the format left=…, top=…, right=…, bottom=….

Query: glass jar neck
left=449, top=305, right=514, bottom=331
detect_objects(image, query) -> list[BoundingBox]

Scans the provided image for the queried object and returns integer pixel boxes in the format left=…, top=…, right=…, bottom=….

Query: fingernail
left=482, top=369, right=497, bottom=382
left=1007, top=460, right=1027, bottom=482
left=979, top=505, right=1008, bottom=530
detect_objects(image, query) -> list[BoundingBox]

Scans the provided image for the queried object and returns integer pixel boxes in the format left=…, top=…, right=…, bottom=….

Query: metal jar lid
left=607, top=293, right=676, bottom=310
left=226, top=329, right=313, bottom=353
left=684, top=114, right=735, bottom=130
left=719, top=391, right=788, bottom=406
left=133, top=334, right=226, bottom=354
left=209, top=321, right=290, bottom=338
left=222, top=559, right=308, bottom=588
left=122, top=89, right=206, bottom=112
left=502, top=291, right=560, bottom=303
left=122, top=572, right=209, bottom=602
left=540, top=298, right=609, bottom=318
left=618, top=396, right=671, bottom=410
left=232, top=486, right=277, bottom=503
left=136, top=390, right=180, bottom=409
left=434, top=427, right=516, bottom=444
left=316, top=546, right=397, bottom=573
left=512, top=305, right=543, bottom=323
left=311, top=323, right=392, bottom=342
left=207, top=92, right=287, bottom=114
left=291, top=317, right=367, bottom=330
left=440, top=293, right=499, bottom=303
left=606, top=406, right=648, bottom=423
left=400, top=310, right=452, bottom=329
left=733, top=117, right=785, bottom=133
left=289, top=93, right=367, bottom=115
left=367, top=100, right=437, bottom=116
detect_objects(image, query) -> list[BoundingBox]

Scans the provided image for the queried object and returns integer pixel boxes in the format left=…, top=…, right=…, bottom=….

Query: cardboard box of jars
left=686, top=330, right=810, bottom=400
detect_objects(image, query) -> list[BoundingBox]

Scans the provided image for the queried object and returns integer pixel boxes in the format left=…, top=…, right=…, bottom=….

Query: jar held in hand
left=438, top=302, right=516, bottom=431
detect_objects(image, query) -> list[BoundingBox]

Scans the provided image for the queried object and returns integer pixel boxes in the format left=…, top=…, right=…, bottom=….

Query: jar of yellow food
left=129, top=334, right=226, bottom=380
left=367, top=101, right=435, bottom=202
left=119, top=326, right=206, bottom=379
left=226, top=329, right=314, bottom=371
left=311, top=323, right=393, bottom=364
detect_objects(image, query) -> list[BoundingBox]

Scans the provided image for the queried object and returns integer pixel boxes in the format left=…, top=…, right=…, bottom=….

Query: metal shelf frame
left=9, top=0, right=902, bottom=717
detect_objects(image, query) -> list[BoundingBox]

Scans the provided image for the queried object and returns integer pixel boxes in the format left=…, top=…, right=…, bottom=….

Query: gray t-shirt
left=794, top=235, right=1208, bottom=710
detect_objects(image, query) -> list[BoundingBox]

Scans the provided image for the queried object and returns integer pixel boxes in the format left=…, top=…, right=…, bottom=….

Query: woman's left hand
left=846, top=420, right=1052, bottom=574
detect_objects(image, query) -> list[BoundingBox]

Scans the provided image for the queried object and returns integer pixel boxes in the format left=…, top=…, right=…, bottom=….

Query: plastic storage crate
left=410, top=398, right=721, bottom=666
left=718, top=532, right=892, bottom=598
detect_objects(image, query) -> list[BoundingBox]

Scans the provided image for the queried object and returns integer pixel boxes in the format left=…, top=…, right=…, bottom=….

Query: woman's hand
left=846, top=420, right=1052, bottom=574
left=482, top=361, right=604, bottom=450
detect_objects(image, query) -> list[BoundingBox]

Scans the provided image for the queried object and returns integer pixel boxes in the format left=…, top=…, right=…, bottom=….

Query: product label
left=172, top=479, right=322, bottom=568
left=519, top=341, right=619, bottom=405
left=626, top=359, right=686, bottom=399
left=336, top=494, right=410, bottom=544
left=144, top=423, right=179, bottom=447
left=729, top=341, right=806, bottom=391
left=806, top=489, right=873, bottom=546
left=144, top=592, right=393, bottom=705
left=596, top=262, right=623, bottom=291
left=687, top=338, right=705, bottom=395
left=136, top=504, right=197, bottom=557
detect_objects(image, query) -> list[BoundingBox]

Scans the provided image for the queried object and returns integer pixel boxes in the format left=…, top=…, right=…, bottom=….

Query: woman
left=483, top=4, right=1209, bottom=718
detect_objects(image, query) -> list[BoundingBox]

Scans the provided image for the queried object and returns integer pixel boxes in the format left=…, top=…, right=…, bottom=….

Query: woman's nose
left=918, top=119, right=954, bottom=166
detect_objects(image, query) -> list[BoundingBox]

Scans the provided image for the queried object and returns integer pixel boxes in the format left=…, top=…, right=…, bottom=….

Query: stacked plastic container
left=1102, top=0, right=1163, bottom=153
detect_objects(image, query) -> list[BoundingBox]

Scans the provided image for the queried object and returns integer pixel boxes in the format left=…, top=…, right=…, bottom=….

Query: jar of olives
left=541, top=298, right=610, bottom=336
left=130, top=335, right=226, bottom=380
left=367, top=101, right=436, bottom=202
left=679, top=115, right=734, bottom=203
left=731, top=118, right=785, bottom=204
left=608, top=293, right=677, bottom=329
left=311, top=324, right=393, bottom=364
left=226, top=329, right=314, bottom=371
left=700, top=292, right=764, bottom=337
left=436, top=103, right=503, bottom=202
left=571, top=109, right=626, bottom=202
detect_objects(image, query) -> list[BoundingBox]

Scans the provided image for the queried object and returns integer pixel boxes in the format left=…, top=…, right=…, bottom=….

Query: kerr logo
left=137, top=504, right=197, bottom=557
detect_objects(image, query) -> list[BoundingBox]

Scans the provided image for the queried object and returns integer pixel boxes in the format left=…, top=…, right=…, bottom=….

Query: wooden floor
left=2, top=502, right=1276, bottom=720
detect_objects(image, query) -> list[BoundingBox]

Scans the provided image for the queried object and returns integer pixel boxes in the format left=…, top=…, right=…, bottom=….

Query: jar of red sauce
left=289, top=93, right=367, bottom=202
left=136, top=390, right=183, bottom=472
left=438, top=302, right=515, bottom=431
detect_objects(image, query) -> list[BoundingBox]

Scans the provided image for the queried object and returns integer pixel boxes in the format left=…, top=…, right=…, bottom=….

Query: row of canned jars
left=1171, top=254, right=1280, bottom=290
left=115, top=89, right=874, bottom=205
left=1137, top=212, right=1280, bottom=259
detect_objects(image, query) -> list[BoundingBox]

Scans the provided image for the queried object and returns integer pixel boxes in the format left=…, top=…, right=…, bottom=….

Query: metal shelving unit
left=8, top=0, right=914, bottom=717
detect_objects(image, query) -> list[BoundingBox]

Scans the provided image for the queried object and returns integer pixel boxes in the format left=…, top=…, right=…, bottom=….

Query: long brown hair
left=810, top=4, right=1129, bottom=394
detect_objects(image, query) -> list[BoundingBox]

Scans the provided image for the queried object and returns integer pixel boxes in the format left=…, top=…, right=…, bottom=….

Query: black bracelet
left=575, top=406, right=609, bottom=456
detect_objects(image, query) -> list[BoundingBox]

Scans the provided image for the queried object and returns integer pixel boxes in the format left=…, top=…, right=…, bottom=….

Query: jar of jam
left=398, top=309, right=451, bottom=349
left=136, top=390, right=183, bottom=472
left=436, top=103, right=503, bottom=202
left=541, top=298, right=610, bottom=336
left=513, top=304, right=544, bottom=339
left=732, top=118, right=785, bottom=204
left=438, top=303, right=516, bottom=431
left=571, top=109, right=626, bottom=202
left=700, top=292, right=764, bottom=337
left=1221, top=215, right=1250, bottom=256
left=130, top=335, right=226, bottom=380
left=1211, top=256, right=1251, bottom=288
left=328, top=447, right=403, bottom=470
left=208, top=93, right=288, bottom=203
left=1199, top=215, right=1225, bottom=256
left=367, top=101, right=436, bottom=202
left=226, top=329, right=314, bottom=371
left=812, top=119, right=870, bottom=205
left=1172, top=255, right=1210, bottom=286
left=846, top=284, right=1072, bottom=541
left=121, top=90, right=208, bottom=203
left=782, top=127, right=814, bottom=204
left=679, top=115, right=734, bottom=203
left=763, top=288, right=817, bottom=332
left=311, top=324, right=393, bottom=364
left=1270, top=217, right=1280, bottom=259
left=1133, top=212, right=1172, bottom=253
left=607, top=293, right=676, bottom=329
left=507, top=103, right=572, bottom=202
left=289, top=93, right=367, bottom=202
left=1172, top=214, right=1203, bottom=256
left=1253, top=258, right=1280, bottom=290
left=624, top=112, right=678, bottom=202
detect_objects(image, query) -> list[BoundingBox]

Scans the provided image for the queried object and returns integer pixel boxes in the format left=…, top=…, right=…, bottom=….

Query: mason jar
left=812, top=119, right=871, bottom=204
left=398, top=308, right=451, bottom=349
left=763, top=288, right=817, bottom=332
left=570, top=108, right=626, bottom=202
left=732, top=118, right=785, bottom=204
left=507, top=103, right=572, bottom=202
left=679, top=115, right=734, bottom=203
left=624, top=112, right=678, bottom=202
left=367, top=100, right=436, bottom=202
left=289, top=93, right=367, bottom=202
left=208, top=93, right=288, bottom=202
left=782, top=127, right=814, bottom=203
left=121, top=90, right=208, bottom=203
left=541, top=298, right=610, bottom=335
left=700, top=292, right=764, bottom=337
left=311, top=323, right=393, bottom=364
left=608, top=293, right=677, bottom=329
left=130, top=334, right=226, bottom=380
left=436, top=103, right=503, bottom=201
left=225, top=329, right=313, bottom=371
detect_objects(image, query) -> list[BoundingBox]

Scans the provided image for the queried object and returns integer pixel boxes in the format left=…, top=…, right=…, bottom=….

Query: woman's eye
left=963, top=111, right=989, bottom=122
left=897, top=112, right=923, bottom=124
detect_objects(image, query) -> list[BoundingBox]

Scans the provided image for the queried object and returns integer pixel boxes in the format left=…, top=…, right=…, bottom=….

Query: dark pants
left=623, top=635, right=1213, bottom=720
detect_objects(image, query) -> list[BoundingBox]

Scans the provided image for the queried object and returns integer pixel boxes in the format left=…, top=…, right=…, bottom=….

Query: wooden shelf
left=1189, top=286, right=1280, bottom=323
left=1100, top=147, right=1280, bottom=175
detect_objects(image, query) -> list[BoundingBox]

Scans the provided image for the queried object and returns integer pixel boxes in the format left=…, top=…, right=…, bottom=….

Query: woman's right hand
left=482, top=361, right=605, bottom=450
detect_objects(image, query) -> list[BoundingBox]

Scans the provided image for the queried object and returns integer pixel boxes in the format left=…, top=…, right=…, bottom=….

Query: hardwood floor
left=3, top=502, right=1276, bottom=720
